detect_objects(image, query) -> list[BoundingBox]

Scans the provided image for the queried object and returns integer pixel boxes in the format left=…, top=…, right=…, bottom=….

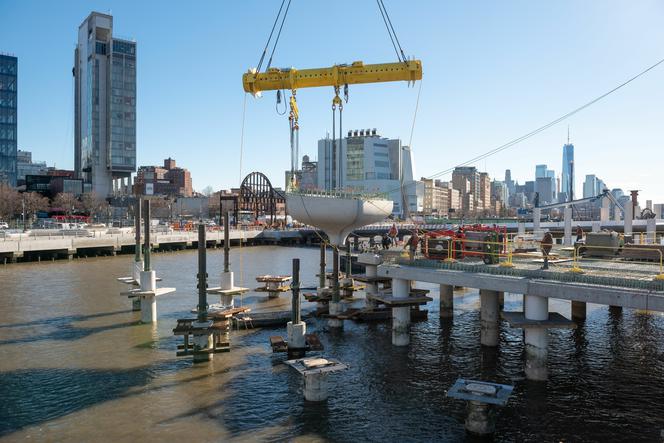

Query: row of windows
left=111, top=81, right=136, bottom=91
left=375, top=160, right=390, bottom=168
left=112, top=40, right=136, bottom=55
left=0, top=97, right=16, bottom=108
left=0, top=61, right=17, bottom=75
left=0, top=80, right=17, bottom=92
left=0, top=127, right=17, bottom=140
left=0, top=114, right=16, bottom=124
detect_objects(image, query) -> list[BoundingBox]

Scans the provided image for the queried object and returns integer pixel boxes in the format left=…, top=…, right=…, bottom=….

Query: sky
left=1, top=0, right=663, bottom=202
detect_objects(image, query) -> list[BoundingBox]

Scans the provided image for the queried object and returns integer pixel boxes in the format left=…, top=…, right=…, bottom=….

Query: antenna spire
left=567, top=125, right=570, bottom=144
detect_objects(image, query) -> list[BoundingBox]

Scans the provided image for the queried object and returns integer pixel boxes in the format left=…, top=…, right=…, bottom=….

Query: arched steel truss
left=239, top=172, right=285, bottom=223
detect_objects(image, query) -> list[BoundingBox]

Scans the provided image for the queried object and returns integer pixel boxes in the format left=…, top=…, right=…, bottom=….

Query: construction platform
left=256, top=275, right=292, bottom=297
left=172, top=318, right=232, bottom=356
left=269, top=334, right=324, bottom=353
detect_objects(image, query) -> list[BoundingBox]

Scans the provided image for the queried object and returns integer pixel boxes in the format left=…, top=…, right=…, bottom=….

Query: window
left=95, top=41, right=107, bottom=55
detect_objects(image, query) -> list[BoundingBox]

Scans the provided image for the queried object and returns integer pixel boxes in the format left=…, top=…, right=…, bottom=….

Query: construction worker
left=388, top=223, right=398, bottom=246
left=407, top=230, right=420, bottom=260
left=541, top=231, right=553, bottom=270
left=576, top=226, right=584, bottom=243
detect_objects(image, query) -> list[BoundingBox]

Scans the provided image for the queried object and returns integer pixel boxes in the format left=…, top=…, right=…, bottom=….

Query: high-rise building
left=0, top=54, right=18, bottom=187
left=561, top=142, right=575, bottom=201
left=316, top=129, right=420, bottom=216
left=479, top=172, right=491, bottom=211
left=74, top=12, right=136, bottom=197
left=535, top=176, right=555, bottom=204
left=452, top=166, right=481, bottom=210
left=583, top=174, right=597, bottom=198
left=535, top=164, right=547, bottom=178
left=16, top=150, right=48, bottom=185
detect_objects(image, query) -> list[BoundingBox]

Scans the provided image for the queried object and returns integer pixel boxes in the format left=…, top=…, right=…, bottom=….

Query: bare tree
left=201, top=185, right=214, bottom=197
left=23, top=192, right=49, bottom=226
left=52, top=193, right=80, bottom=216
left=0, top=184, right=20, bottom=222
left=81, top=192, right=109, bottom=221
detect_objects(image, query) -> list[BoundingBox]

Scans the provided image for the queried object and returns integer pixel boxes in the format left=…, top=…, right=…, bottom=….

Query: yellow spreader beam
left=243, top=60, right=423, bottom=95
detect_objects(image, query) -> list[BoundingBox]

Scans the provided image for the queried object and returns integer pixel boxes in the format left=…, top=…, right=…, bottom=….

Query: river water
left=1, top=245, right=663, bottom=442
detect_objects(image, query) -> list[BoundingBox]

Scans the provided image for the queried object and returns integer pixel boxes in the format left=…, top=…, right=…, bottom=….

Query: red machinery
left=423, top=224, right=506, bottom=264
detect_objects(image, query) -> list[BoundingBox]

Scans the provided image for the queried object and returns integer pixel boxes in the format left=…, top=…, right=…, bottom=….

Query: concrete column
left=328, top=302, right=343, bottom=328
left=571, top=300, right=586, bottom=321
left=220, top=271, right=234, bottom=307
left=287, top=321, right=306, bottom=359
left=192, top=330, right=213, bottom=363
left=533, top=208, right=541, bottom=233
left=439, top=284, right=453, bottom=319
left=591, top=221, right=600, bottom=233
left=524, top=294, right=548, bottom=381
left=365, top=263, right=378, bottom=310
left=480, top=289, right=499, bottom=347
left=517, top=222, right=525, bottom=236
left=303, top=372, right=328, bottom=402
left=498, top=292, right=505, bottom=310
left=139, top=270, right=157, bottom=323
left=392, top=278, right=411, bottom=346
left=465, top=401, right=496, bottom=436
left=624, top=204, right=633, bottom=237
left=600, top=197, right=610, bottom=225
left=647, top=218, right=656, bottom=244
left=563, top=206, right=573, bottom=246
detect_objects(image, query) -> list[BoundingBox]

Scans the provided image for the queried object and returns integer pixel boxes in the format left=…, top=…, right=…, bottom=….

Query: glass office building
left=74, top=12, right=136, bottom=196
left=0, top=54, right=17, bottom=187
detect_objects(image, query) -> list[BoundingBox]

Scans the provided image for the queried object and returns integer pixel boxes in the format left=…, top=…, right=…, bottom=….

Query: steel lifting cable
left=266, top=0, right=292, bottom=71
left=376, top=0, right=401, bottom=63
left=256, top=0, right=287, bottom=72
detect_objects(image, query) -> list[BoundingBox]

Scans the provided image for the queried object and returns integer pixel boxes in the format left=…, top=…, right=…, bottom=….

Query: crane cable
left=265, top=0, right=292, bottom=72
left=255, top=0, right=287, bottom=73
left=376, top=0, right=408, bottom=64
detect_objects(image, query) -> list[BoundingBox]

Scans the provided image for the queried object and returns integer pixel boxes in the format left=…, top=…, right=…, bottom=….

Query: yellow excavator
left=242, top=0, right=423, bottom=190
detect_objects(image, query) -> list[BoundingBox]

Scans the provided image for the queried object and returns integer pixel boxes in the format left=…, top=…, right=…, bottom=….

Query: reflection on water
left=1, top=246, right=663, bottom=441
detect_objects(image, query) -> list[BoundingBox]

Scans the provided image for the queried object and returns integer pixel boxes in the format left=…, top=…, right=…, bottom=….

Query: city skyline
left=1, top=1, right=663, bottom=202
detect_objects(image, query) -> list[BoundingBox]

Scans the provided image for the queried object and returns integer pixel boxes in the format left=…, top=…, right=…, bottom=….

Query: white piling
left=480, top=289, right=499, bottom=347
left=304, top=372, right=329, bottom=402
left=439, top=284, right=454, bottom=319
left=524, top=294, right=548, bottom=381
left=139, top=270, right=157, bottom=324
left=392, top=278, right=411, bottom=346
left=563, top=206, right=573, bottom=246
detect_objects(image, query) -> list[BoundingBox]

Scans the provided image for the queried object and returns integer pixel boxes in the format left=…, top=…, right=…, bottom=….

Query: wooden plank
left=305, top=334, right=324, bottom=351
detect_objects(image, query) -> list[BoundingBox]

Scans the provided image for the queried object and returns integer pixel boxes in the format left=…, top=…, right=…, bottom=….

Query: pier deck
left=378, top=258, right=664, bottom=311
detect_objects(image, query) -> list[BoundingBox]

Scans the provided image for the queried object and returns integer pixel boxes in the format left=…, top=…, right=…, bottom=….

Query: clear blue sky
left=1, top=0, right=663, bottom=202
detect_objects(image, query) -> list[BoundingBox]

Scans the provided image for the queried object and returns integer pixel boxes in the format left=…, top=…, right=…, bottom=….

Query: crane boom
left=243, top=60, right=423, bottom=95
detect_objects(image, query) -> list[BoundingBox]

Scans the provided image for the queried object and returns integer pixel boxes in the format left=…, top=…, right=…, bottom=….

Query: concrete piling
left=466, top=401, right=496, bottom=435
left=524, top=294, right=549, bottom=381
left=391, top=278, right=411, bottom=346
left=304, top=372, right=328, bottom=402
left=571, top=300, right=586, bottom=321
left=563, top=206, right=573, bottom=246
left=139, top=270, right=157, bottom=323
left=358, top=253, right=381, bottom=310
left=439, top=284, right=453, bottom=318
left=480, top=289, right=499, bottom=347
left=328, top=246, right=343, bottom=328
